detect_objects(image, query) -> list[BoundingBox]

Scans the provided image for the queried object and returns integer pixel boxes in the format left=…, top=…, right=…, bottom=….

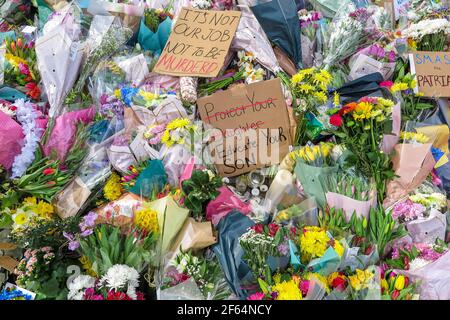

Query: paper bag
left=326, top=192, right=377, bottom=222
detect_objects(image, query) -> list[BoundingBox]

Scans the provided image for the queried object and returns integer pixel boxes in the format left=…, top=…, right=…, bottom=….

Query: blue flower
left=120, top=87, right=139, bottom=106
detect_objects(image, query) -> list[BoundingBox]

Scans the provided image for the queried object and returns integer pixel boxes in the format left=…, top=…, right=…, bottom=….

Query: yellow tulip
left=394, top=275, right=405, bottom=291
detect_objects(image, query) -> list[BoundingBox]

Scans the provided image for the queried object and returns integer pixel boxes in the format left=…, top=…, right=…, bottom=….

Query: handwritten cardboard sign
left=197, top=78, right=292, bottom=177
left=409, top=51, right=450, bottom=97
left=153, top=8, right=241, bottom=77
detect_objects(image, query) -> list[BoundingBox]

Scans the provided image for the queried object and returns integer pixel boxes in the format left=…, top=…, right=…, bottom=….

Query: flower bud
left=394, top=275, right=405, bottom=291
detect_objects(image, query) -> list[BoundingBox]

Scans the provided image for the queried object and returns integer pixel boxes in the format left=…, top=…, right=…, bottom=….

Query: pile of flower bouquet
left=0, top=0, right=449, bottom=301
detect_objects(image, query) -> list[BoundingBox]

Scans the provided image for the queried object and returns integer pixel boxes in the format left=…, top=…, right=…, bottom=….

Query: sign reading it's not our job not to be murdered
left=154, top=8, right=241, bottom=77
left=197, top=78, right=293, bottom=177
left=409, top=51, right=450, bottom=97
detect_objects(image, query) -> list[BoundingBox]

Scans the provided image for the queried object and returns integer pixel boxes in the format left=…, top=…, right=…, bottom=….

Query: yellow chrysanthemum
left=314, top=91, right=328, bottom=103
left=391, top=82, right=409, bottom=92
left=291, top=73, right=305, bottom=85
left=23, top=197, right=38, bottom=206
left=353, top=102, right=373, bottom=121
left=299, top=83, right=314, bottom=94
left=299, top=226, right=331, bottom=262
left=410, top=79, right=417, bottom=89
left=103, top=172, right=123, bottom=201
left=134, top=208, right=159, bottom=234
left=36, top=201, right=54, bottom=219
left=400, top=131, right=429, bottom=143
left=272, top=280, right=303, bottom=300
left=377, top=97, right=395, bottom=108
left=114, top=89, right=121, bottom=99
left=166, top=118, right=191, bottom=130
left=333, top=239, right=344, bottom=257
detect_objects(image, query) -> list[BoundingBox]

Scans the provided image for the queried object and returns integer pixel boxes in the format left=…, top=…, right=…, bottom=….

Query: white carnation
left=99, top=264, right=140, bottom=293
left=67, top=275, right=96, bottom=300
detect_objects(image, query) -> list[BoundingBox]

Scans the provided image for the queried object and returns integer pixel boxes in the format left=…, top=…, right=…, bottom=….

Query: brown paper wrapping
left=55, top=177, right=92, bottom=219
left=124, top=107, right=143, bottom=133
left=0, top=242, right=19, bottom=272
left=273, top=46, right=297, bottom=76
left=384, top=143, right=436, bottom=208
left=166, top=218, right=216, bottom=266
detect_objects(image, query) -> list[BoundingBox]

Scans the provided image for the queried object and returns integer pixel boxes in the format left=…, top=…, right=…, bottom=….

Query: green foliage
left=79, top=224, right=158, bottom=275
left=181, top=170, right=222, bottom=219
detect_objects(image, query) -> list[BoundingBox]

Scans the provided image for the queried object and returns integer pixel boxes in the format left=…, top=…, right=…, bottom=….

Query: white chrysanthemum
left=403, top=19, right=450, bottom=39
left=409, top=258, right=430, bottom=271
left=11, top=99, right=43, bottom=179
left=67, top=275, right=96, bottom=300
left=100, top=264, right=140, bottom=293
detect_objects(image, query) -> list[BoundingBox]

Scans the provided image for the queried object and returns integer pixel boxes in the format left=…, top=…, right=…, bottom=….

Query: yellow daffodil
left=134, top=207, right=159, bottom=234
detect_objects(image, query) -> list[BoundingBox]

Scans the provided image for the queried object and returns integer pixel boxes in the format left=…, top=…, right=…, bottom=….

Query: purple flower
left=83, top=212, right=98, bottom=228
left=392, top=199, right=426, bottom=221
left=388, top=50, right=396, bottom=63
left=63, top=232, right=80, bottom=251
left=80, top=229, right=93, bottom=238
left=277, top=243, right=289, bottom=256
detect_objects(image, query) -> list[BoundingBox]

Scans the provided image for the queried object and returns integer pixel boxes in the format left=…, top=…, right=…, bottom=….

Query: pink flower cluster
left=392, top=199, right=426, bottom=222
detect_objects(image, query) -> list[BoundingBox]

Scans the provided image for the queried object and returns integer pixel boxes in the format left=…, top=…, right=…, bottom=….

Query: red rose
left=329, top=114, right=343, bottom=127
left=290, top=227, right=297, bottom=235
left=268, top=223, right=279, bottom=237
left=251, top=224, right=264, bottom=234
left=331, top=277, right=346, bottom=291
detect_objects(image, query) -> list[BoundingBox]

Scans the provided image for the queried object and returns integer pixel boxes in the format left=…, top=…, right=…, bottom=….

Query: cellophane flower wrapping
left=43, top=106, right=95, bottom=161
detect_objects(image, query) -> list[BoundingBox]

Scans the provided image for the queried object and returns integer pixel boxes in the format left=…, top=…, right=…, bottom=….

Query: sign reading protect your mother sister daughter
left=197, top=78, right=292, bottom=177
left=154, top=8, right=241, bottom=77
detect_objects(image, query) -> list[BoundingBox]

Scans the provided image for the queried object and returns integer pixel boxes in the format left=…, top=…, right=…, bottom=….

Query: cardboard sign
left=197, top=78, right=292, bottom=177
left=409, top=51, right=450, bottom=97
left=153, top=8, right=241, bottom=77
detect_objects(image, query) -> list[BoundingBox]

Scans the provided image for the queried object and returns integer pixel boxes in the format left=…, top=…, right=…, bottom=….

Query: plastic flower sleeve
left=398, top=250, right=450, bottom=300
left=55, top=137, right=114, bottom=219
left=230, top=5, right=281, bottom=73
left=406, top=208, right=446, bottom=243
left=304, top=276, right=327, bottom=300
left=326, top=192, right=377, bottom=222
left=247, top=0, right=302, bottom=67
left=138, top=15, right=172, bottom=56
left=35, top=2, right=84, bottom=118
left=206, top=186, right=252, bottom=226
left=273, top=197, right=319, bottom=227
left=0, top=110, right=25, bottom=170
left=338, top=238, right=379, bottom=272
left=43, top=106, right=95, bottom=161
left=161, top=144, right=192, bottom=187
left=213, top=211, right=255, bottom=299
left=294, top=161, right=339, bottom=209
left=87, top=0, right=144, bottom=34
left=158, top=277, right=205, bottom=300
left=306, top=246, right=341, bottom=276
left=129, top=159, right=167, bottom=198
left=384, top=143, right=436, bottom=208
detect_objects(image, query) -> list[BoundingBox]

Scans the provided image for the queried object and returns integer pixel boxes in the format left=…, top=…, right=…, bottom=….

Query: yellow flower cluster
left=139, top=90, right=159, bottom=102
left=161, top=118, right=195, bottom=147
left=299, top=226, right=344, bottom=263
left=291, top=68, right=332, bottom=107
left=272, top=278, right=303, bottom=300
left=22, top=197, right=54, bottom=219
left=134, top=207, right=159, bottom=234
left=79, top=256, right=97, bottom=277
left=400, top=131, right=430, bottom=144
left=289, top=143, right=334, bottom=165
left=348, top=269, right=375, bottom=291
left=103, top=172, right=123, bottom=201
left=351, top=98, right=394, bottom=122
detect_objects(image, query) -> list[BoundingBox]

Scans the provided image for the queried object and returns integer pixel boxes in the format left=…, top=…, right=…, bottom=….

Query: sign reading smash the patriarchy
left=154, top=8, right=241, bottom=77
left=197, top=78, right=292, bottom=177
left=409, top=51, right=450, bottom=97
